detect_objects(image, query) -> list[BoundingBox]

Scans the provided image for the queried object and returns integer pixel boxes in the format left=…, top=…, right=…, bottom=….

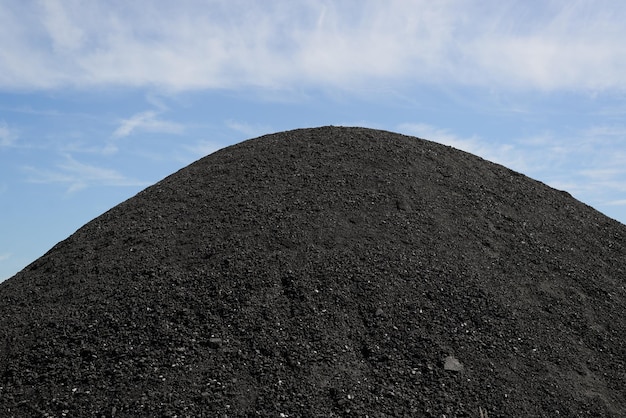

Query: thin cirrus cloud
left=23, top=154, right=150, bottom=194
left=112, top=111, right=185, bottom=138
left=225, top=119, right=272, bottom=138
left=1, top=1, right=625, bottom=93
left=180, top=120, right=272, bottom=162
left=0, top=121, right=17, bottom=147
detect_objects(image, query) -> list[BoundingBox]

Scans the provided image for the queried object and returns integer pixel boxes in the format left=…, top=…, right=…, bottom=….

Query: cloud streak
left=225, top=119, right=272, bottom=138
left=0, top=121, right=17, bottom=147
left=1, top=1, right=625, bottom=92
left=113, top=111, right=184, bottom=138
left=24, top=154, right=149, bottom=193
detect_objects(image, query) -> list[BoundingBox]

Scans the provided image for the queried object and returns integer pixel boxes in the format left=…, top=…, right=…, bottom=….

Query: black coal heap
left=1, top=126, right=625, bottom=417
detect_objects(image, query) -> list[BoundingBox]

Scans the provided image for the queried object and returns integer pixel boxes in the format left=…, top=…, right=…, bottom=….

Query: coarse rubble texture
left=1, top=126, right=625, bottom=417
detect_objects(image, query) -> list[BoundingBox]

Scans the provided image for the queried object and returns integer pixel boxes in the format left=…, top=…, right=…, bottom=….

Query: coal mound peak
left=1, top=126, right=625, bottom=417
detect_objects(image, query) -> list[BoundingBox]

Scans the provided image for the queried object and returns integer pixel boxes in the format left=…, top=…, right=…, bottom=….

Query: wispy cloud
left=1, top=1, right=625, bottom=92
left=481, top=3, right=626, bottom=91
left=398, top=122, right=480, bottom=150
left=113, top=111, right=184, bottom=138
left=225, top=119, right=272, bottom=138
left=0, top=121, right=17, bottom=147
left=40, top=0, right=85, bottom=52
left=24, top=154, right=149, bottom=193
left=0, top=253, right=11, bottom=262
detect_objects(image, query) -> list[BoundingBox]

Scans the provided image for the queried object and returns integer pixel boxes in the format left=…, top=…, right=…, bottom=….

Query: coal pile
left=1, top=126, right=625, bottom=417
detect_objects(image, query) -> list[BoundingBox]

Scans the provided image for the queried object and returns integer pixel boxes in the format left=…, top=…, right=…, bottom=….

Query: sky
left=1, top=0, right=626, bottom=282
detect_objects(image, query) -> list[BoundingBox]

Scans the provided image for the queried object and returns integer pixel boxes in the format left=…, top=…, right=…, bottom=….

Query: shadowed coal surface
left=1, top=126, right=625, bottom=417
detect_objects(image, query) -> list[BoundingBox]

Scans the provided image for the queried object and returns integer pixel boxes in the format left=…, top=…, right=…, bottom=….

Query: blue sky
left=1, top=0, right=626, bottom=282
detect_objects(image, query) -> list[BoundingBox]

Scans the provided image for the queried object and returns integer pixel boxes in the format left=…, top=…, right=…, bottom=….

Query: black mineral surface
left=1, top=126, right=625, bottom=417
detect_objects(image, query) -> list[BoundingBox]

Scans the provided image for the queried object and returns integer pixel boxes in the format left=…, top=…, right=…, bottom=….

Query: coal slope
left=1, top=126, right=626, bottom=417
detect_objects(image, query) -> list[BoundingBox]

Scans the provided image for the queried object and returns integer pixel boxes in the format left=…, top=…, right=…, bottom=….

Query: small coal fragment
left=443, top=356, right=464, bottom=372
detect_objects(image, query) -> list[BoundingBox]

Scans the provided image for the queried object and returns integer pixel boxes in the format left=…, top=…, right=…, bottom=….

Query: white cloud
left=41, top=0, right=85, bottom=52
left=113, top=111, right=184, bottom=138
left=0, top=121, right=17, bottom=147
left=1, top=1, right=625, bottom=92
left=24, top=154, right=149, bottom=193
left=0, top=253, right=11, bottom=262
left=225, top=119, right=272, bottom=138
left=463, top=2, right=626, bottom=91
left=398, top=122, right=480, bottom=151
